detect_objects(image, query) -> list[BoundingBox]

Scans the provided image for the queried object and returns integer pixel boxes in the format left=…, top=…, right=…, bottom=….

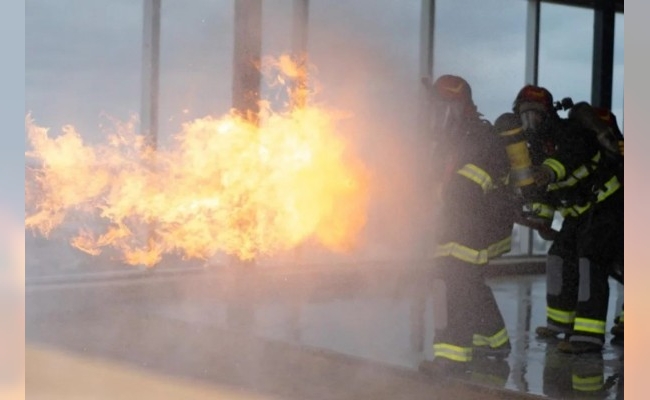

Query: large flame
left=25, top=55, right=370, bottom=267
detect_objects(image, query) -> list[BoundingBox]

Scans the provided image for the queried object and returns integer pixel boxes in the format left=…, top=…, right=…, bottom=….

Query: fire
left=25, top=56, right=370, bottom=267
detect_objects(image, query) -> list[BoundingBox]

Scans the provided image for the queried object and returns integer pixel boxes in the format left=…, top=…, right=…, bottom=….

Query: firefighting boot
left=557, top=340, right=602, bottom=354
left=473, top=340, right=511, bottom=360
left=535, top=325, right=571, bottom=340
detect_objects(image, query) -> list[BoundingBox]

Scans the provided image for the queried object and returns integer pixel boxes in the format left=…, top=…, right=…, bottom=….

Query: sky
left=24, top=0, right=624, bottom=137
left=24, top=0, right=625, bottom=260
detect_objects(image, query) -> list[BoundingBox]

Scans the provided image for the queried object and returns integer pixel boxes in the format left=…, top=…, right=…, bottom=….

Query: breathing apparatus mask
left=431, top=97, right=468, bottom=137
left=429, top=75, right=475, bottom=139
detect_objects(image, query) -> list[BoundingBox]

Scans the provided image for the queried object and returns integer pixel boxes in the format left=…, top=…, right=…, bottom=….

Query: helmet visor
left=520, top=109, right=545, bottom=133
left=431, top=99, right=466, bottom=136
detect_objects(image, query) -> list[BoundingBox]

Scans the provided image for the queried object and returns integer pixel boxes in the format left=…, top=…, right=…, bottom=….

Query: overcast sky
left=24, top=0, right=624, bottom=261
left=25, top=0, right=624, bottom=134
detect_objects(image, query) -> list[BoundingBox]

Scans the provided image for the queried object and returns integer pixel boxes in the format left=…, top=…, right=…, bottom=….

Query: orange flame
left=25, top=56, right=370, bottom=267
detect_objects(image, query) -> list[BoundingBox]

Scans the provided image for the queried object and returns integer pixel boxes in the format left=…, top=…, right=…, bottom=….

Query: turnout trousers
left=571, top=190, right=624, bottom=346
left=432, top=257, right=509, bottom=363
left=544, top=215, right=580, bottom=334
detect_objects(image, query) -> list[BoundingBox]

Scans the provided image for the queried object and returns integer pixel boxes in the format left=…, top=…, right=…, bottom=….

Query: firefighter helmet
left=513, top=85, right=554, bottom=114
left=593, top=107, right=619, bottom=129
left=513, top=85, right=555, bottom=133
left=569, top=101, right=624, bottom=159
left=430, top=75, right=477, bottom=136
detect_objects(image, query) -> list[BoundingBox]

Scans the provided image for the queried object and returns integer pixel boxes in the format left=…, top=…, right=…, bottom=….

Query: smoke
left=26, top=3, right=444, bottom=399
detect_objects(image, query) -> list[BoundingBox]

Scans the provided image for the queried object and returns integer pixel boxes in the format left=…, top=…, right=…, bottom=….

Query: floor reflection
left=155, top=270, right=624, bottom=399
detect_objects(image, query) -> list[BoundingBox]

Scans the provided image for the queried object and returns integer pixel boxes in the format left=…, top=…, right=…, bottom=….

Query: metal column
left=525, top=0, right=540, bottom=85
left=591, top=0, right=616, bottom=109
left=417, top=0, right=436, bottom=261
left=419, top=0, right=435, bottom=82
left=140, top=0, right=161, bottom=265
left=418, top=0, right=435, bottom=143
left=291, top=0, right=309, bottom=109
left=232, top=0, right=263, bottom=123
left=141, top=0, right=161, bottom=149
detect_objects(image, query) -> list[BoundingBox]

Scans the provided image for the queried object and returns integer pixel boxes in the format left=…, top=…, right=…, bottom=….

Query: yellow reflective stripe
left=490, top=328, right=510, bottom=347
left=499, top=127, right=523, bottom=137
left=618, top=140, right=624, bottom=156
left=619, top=310, right=624, bottom=323
left=571, top=203, right=592, bottom=216
left=473, top=328, right=509, bottom=348
left=549, top=154, right=599, bottom=190
left=488, top=236, right=512, bottom=258
left=595, top=176, right=620, bottom=203
left=433, top=343, right=472, bottom=362
left=574, top=317, right=606, bottom=334
left=572, top=375, right=604, bottom=392
left=543, top=158, right=566, bottom=181
left=435, top=237, right=511, bottom=265
left=435, top=242, right=488, bottom=265
left=549, top=166, right=587, bottom=189
left=571, top=165, right=590, bottom=180
left=560, top=175, right=620, bottom=216
left=547, top=306, right=575, bottom=324
left=457, top=163, right=494, bottom=193
left=472, top=334, right=490, bottom=346
left=559, top=207, right=579, bottom=217
left=531, top=202, right=555, bottom=219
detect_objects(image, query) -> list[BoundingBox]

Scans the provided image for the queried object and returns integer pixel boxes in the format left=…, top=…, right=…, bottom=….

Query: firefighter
left=510, top=86, right=582, bottom=341
left=515, top=85, right=623, bottom=354
left=517, top=96, right=624, bottom=345
left=592, top=107, right=624, bottom=344
left=419, top=75, right=514, bottom=376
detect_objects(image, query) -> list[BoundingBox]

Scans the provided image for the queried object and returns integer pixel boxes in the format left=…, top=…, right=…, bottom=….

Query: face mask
left=520, top=109, right=545, bottom=133
left=432, top=99, right=466, bottom=137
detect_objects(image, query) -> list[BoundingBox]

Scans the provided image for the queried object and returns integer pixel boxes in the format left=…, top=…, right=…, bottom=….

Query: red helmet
left=513, top=85, right=554, bottom=114
left=593, top=107, right=623, bottom=153
left=430, top=75, right=477, bottom=135
left=513, top=85, right=555, bottom=133
left=432, top=74, right=473, bottom=104
left=593, top=107, right=617, bottom=126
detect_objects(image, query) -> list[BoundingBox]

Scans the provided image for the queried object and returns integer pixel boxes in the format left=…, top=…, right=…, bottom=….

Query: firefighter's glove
left=536, top=224, right=558, bottom=241
left=532, top=165, right=555, bottom=187
left=515, top=210, right=557, bottom=241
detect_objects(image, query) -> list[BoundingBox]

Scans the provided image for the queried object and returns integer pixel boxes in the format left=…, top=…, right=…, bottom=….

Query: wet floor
left=26, top=260, right=624, bottom=399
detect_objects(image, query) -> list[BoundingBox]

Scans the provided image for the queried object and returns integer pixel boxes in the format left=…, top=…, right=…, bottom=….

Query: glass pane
left=433, top=0, right=527, bottom=122
left=26, top=1, right=142, bottom=143
left=307, top=0, right=426, bottom=261
left=158, top=1, right=234, bottom=146
left=434, top=0, right=529, bottom=256
left=539, top=2, right=593, bottom=116
left=612, top=13, right=624, bottom=128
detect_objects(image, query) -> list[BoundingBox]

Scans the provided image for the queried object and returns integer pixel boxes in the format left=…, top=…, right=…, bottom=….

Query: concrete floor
left=25, top=260, right=624, bottom=399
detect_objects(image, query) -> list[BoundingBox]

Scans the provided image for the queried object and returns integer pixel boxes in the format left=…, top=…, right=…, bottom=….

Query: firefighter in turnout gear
left=514, top=85, right=623, bottom=354
left=592, top=106, right=624, bottom=344
left=510, top=85, right=581, bottom=340
left=419, top=75, right=514, bottom=376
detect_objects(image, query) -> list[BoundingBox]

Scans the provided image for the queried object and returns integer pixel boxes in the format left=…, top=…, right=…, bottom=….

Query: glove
left=532, top=165, right=555, bottom=187
left=514, top=210, right=558, bottom=241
